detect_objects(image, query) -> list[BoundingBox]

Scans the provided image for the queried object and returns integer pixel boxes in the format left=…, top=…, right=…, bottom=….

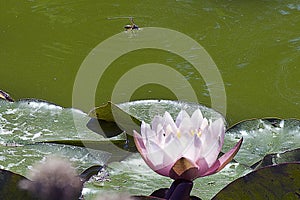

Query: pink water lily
left=133, top=109, right=243, bottom=181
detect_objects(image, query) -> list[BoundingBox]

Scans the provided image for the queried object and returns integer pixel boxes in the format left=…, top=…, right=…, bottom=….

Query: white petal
left=178, top=117, right=193, bottom=135
left=182, top=135, right=202, bottom=162
left=190, top=109, right=204, bottom=130
left=145, top=136, right=182, bottom=171
left=200, top=118, right=209, bottom=131
left=151, top=115, right=163, bottom=132
left=143, top=123, right=157, bottom=145
left=162, top=136, right=183, bottom=162
left=192, top=135, right=203, bottom=160
left=208, top=118, right=225, bottom=151
left=200, top=118, right=225, bottom=167
left=141, top=121, right=151, bottom=137
left=164, top=129, right=177, bottom=145
left=146, top=142, right=165, bottom=166
left=175, top=110, right=190, bottom=126
left=157, top=123, right=165, bottom=143
left=162, top=111, right=177, bottom=133
left=140, top=121, right=147, bottom=136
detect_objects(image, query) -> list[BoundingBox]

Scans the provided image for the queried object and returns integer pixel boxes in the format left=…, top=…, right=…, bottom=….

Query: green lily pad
left=82, top=154, right=251, bottom=200
left=0, top=143, right=110, bottom=177
left=86, top=118, right=123, bottom=138
left=88, top=100, right=226, bottom=137
left=88, top=101, right=142, bottom=152
left=88, top=101, right=141, bottom=137
left=0, top=99, right=104, bottom=144
left=87, top=100, right=225, bottom=155
left=222, top=118, right=300, bottom=167
left=212, top=163, right=300, bottom=200
left=252, top=148, right=300, bottom=169
left=0, top=164, right=104, bottom=200
left=117, top=100, right=225, bottom=124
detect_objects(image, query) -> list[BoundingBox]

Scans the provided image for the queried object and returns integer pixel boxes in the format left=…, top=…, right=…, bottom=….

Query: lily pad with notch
left=251, top=147, right=300, bottom=169
left=87, top=100, right=226, bottom=138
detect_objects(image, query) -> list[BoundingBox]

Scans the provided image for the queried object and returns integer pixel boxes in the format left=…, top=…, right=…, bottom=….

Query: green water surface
left=1, top=0, right=299, bottom=124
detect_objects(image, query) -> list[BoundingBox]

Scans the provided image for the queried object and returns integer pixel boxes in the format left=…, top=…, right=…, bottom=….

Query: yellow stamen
left=177, top=131, right=181, bottom=138
left=197, top=131, right=202, bottom=137
left=190, top=130, right=195, bottom=136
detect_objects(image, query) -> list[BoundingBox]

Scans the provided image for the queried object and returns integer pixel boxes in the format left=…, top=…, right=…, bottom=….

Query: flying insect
left=124, top=17, right=139, bottom=31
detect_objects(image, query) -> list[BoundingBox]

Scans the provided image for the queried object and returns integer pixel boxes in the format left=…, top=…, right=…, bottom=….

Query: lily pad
left=87, top=100, right=225, bottom=156
left=212, top=163, right=300, bottom=200
left=88, top=101, right=141, bottom=137
left=88, top=100, right=226, bottom=137
left=86, top=118, right=123, bottom=138
left=252, top=148, right=300, bottom=169
left=222, top=118, right=300, bottom=167
left=117, top=100, right=225, bottom=124
left=0, top=143, right=110, bottom=177
left=0, top=99, right=104, bottom=144
left=83, top=154, right=251, bottom=200
left=0, top=164, right=104, bottom=200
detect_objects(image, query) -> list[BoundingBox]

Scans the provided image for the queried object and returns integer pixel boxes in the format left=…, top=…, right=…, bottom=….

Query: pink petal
left=216, top=138, right=243, bottom=171
left=134, top=131, right=156, bottom=170
left=133, top=131, right=146, bottom=155
left=155, top=163, right=175, bottom=177
left=195, top=158, right=210, bottom=176
left=135, top=130, right=183, bottom=177
left=201, top=138, right=243, bottom=177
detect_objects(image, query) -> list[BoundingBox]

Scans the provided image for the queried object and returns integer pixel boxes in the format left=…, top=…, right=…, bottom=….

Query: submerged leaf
left=79, top=165, right=104, bottom=182
left=212, top=163, right=300, bottom=200
left=87, top=102, right=140, bottom=153
left=0, top=169, right=32, bottom=200
left=86, top=118, right=123, bottom=138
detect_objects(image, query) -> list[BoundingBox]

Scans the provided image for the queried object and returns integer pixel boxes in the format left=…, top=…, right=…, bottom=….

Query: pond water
left=0, top=0, right=300, bottom=199
left=1, top=0, right=299, bottom=124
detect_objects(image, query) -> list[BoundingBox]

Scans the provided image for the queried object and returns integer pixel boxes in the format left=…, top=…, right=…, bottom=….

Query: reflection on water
left=275, top=65, right=299, bottom=106
left=1, top=0, right=299, bottom=125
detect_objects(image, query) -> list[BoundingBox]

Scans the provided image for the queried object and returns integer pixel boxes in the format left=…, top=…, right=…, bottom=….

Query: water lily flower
left=133, top=109, right=243, bottom=181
